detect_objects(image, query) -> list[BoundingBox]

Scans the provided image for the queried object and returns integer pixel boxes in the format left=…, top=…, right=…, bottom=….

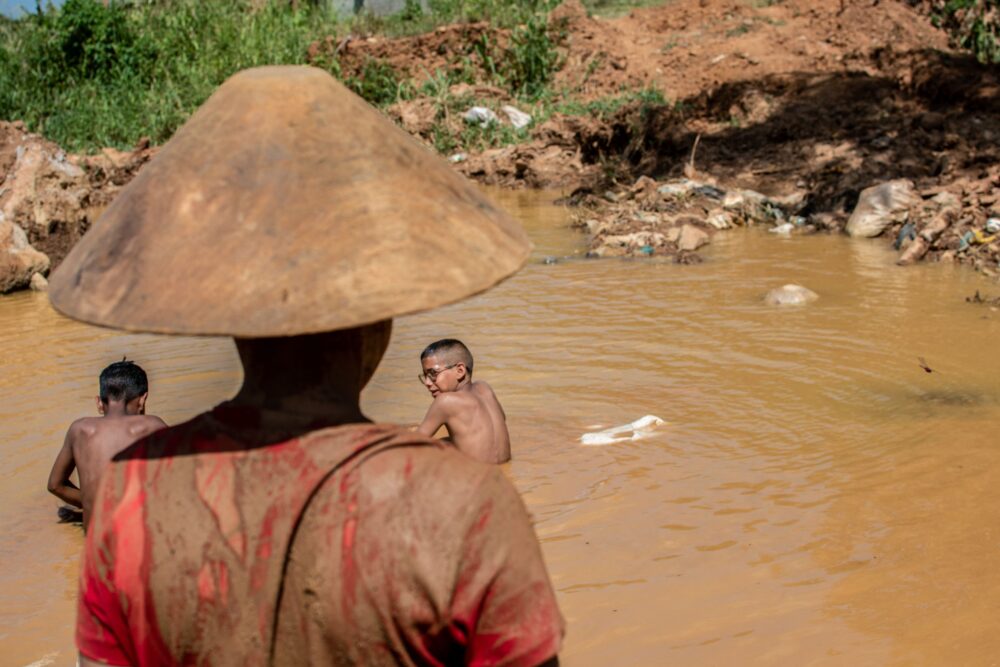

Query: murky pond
left=2, top=189, right=1000, bottom=666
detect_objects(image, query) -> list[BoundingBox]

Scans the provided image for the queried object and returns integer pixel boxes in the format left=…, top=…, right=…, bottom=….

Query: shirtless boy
left=47, top=360, right=166, bottom=528
left=417, top=339, right=511, bottom=464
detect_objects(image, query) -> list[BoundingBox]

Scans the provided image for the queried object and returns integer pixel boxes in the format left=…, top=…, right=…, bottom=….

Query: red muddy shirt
left=76, top=406, right=563, bottom=666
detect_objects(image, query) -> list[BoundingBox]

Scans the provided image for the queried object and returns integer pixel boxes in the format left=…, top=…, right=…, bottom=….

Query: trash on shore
left=463, top=106, right=499, bottom=127
left=846, top=180, right=920, bottom=238
left=501, top=105, right=532, bottom=130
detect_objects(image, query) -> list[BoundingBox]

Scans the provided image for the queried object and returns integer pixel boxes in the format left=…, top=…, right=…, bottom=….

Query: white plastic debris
left=448, top=152, right=468, bottom=163
left=580, top=415, right=666, bottom=446
left=463, top=106, right=499, bottom=127
left=500, top=105, right=533, bottom=129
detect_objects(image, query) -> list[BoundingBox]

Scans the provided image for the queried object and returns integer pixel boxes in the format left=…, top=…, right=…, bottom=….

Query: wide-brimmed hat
left=49, top=66, right=531, bottom=337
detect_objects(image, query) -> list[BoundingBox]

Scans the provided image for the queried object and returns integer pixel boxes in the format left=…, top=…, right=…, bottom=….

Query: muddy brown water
left=2, top=190, right=1000, bottom=666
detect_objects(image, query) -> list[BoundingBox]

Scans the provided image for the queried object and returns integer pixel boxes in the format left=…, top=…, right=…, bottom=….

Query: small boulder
left=677, top=224, right=710, bottom=252
left=0, top=218, right=50, bottom=293
left=846, top=180, right=919, bottom=238
left=705, top=209, right=733, bottom=230
left=764, top=284, right=818, bottom=306
left=29, top=271, right=48, bottom=291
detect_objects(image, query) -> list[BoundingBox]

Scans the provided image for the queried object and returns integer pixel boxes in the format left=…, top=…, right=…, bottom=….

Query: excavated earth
left=2, top=0, right=999, bottom=292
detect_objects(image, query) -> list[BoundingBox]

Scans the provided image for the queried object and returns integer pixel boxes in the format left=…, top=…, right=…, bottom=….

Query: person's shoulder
left=433, top=390, right=475, bottom=410
left=355, top=427, right=491, bottom=481
left=132, top=414, right=168, bottom=433
left=68, top=416, right=99, bottom=437
left=471, top=380, right=499, bottom=398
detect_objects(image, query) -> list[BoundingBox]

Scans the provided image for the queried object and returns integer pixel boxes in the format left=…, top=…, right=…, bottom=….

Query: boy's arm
left=417, top=397, right=450, bottom=438
left=47, top=425, right=82, bottom=507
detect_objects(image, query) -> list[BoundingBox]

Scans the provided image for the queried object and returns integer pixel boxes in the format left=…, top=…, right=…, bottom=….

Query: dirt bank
left=306, top=0, right=1000, bottom=278
left=0, top=121, right=155, bottom=291
left=2, top=0, right=998, bottom=292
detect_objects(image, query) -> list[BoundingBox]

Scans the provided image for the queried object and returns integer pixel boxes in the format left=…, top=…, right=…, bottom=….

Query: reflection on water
left=2, top=188, right=1000, bottom=665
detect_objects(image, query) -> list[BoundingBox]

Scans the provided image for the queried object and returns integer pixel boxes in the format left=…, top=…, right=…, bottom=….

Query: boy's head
left=97, top=360, right=149, bottom=415
left=420, top=339, right=473, bottom=396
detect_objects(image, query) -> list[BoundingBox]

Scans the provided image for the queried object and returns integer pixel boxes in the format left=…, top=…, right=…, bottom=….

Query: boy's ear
left=456, top=363, right=468, bottom=380
left=136, top=392, right=149, bottom=415
left=96, top=397, right=105, bottom=415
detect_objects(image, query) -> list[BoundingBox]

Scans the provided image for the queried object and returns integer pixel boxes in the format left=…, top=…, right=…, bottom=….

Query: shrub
left=923, top=0, right=1000, bottom=63
left=503, top=13, right=561, bottom=100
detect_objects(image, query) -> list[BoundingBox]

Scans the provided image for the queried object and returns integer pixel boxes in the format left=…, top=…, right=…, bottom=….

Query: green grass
left=555, top=85, right=667, bottom=119
left=0, top=0, right=338, bottom=150
left=0, top=0, right=672, bottom=154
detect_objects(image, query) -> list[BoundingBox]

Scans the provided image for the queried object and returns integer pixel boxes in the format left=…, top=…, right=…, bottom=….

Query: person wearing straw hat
left=51, top=66, right=563, bottom=667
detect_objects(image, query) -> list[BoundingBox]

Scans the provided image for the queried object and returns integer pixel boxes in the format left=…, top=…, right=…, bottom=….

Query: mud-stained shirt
left=76, top=406, right=564, bottom=666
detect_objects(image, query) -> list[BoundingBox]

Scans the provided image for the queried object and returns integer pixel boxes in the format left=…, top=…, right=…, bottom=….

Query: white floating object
left=769, top=222, right=794, bottom=235
left=580, top=415, right=665, bottom=446
left=763, top=284, right=818, bottom=306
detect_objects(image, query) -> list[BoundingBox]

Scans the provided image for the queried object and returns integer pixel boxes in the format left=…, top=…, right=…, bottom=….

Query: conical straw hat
left=49, top=66, right=531, bottom=337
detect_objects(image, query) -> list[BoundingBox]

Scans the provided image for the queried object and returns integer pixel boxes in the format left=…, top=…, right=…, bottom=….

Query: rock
left=677, top=224, right=710, bottom=251
left=898, top=209, right=955, bottom=266
left=764, top=284, right=819, bottom=306
left=845, top=179, right=919, bottom=238
left=463, top=106, right=499, bottom=127
left=592, top=231, right=668, bottom=257
left=0, top=217, right=50, bottom=293
left=389, top=98, right=439, bottom=135
left=501, top=105, right=532, bottom=130
left=722, top=189, right=768, bottom=210
left=29, top=271, right=48, bottom=291
left=582, top=218, right=609, bottom=235
left=705, top=209, right=733, bottom=230
left=0, top=121, right=154, bottom=277
left=657, top=179, right=700, bottom=197
left=930, top=190, right=961, bottom=210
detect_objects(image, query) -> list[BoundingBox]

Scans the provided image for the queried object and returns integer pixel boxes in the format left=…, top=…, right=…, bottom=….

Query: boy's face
left=420, top=355, right=464, bottom=397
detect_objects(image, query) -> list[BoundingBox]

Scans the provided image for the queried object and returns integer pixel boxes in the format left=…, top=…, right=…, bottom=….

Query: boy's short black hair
left=99, top=360, right=149, bottom=404
left=421, top=339, right=474, bottom=377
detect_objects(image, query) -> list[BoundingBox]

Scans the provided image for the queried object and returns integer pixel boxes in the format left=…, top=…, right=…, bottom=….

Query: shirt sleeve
left=452, top=468, right=565, bottom=667
left=76, top=472, right=133, bottom=666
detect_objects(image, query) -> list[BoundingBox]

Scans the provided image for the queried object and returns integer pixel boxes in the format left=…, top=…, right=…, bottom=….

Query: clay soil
left=3, top=0, right=1000, bottom=287
left=322, top=0, right=1000, bottom=277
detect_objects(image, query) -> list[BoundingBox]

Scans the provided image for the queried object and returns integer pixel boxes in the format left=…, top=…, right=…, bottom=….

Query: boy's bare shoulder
left=433, top=391, right=477, bottom=409
left=68, top=417, right=101, bottom=436
left=128, top=414, right=168, bottom=436
left=471, top=380, right=498, bottom=395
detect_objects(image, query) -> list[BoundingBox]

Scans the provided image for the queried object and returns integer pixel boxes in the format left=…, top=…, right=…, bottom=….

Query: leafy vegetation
left=923, top=0, right=1000, bottom=63
left=0, top=0, right=668, bottom=157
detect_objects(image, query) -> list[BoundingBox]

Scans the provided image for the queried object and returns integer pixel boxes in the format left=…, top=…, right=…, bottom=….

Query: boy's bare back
left=77, top=415, right=164, bottom=518
left=47, top=360, right=165, bottom=529
left=417, top=340, right=511, bottom=464
left=420, top=381, right=510, bottom=464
